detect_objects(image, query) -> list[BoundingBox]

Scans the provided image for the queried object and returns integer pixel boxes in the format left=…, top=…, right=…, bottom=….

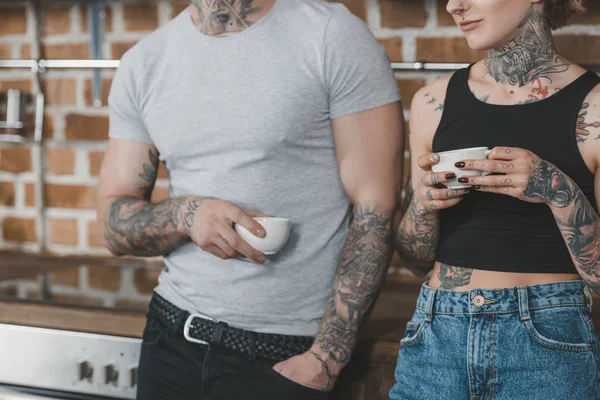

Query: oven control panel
left=0, top=324, right=141, bottom=399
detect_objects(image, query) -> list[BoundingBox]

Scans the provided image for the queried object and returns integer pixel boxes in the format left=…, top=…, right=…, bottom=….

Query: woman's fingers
left=425, top=196, right=465, bottom=210
left=423, top=187, right=471, bottom=201
left=421, top=171, right=457, bottom=187
left=417, top=153, right=441, bottom=170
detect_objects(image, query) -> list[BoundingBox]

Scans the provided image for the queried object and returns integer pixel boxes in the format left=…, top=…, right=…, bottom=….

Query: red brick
left=0, top=79, right=32, bottom=92
left=84, top=78, right=112, bottom=106
left=88, top=265, right=121, bottom=292
left=47, top=148, right=75, bottom=175
left=0, top=45, right=12, bottom=58
left=0, top=182, right=15, bottom=206
left=87, top=220, right=103, bottom=248
left=44, top=79, right=76, bottom=105
left=0, top=147, right=32, bottom=173
left=81, top=4, right=113, bottom=32
left=397, top=78, right=425, bottom=107
left=416, top=37, right=486, bottom=62
left=381, top=0, right=427, bottom=28
left=22, top=113, right=54, bottom=139
left=24, top=183, right=35, bottom=207
left=437, top=0, right=455, bottom=27
left=331, top=0, right=366, bottom=21
left=65, top=114, right=109, bottom=141
left=133, top=268, right=161, bottom=294
left=45, top=184, right=96, bottom=209
left=123, top=3, right=159, bottom=31
left=112, top=41, right=139, bottom=60
left=44, top=5, right=72, bottom=35
left=51, top=267, right=79, bottom=288
left=0, top=7, right=27, bottom=35
left=171, top=1, right=189, bottom=18
left=50, top=218, right=78, bottom=246
left=89, top=151, right=104, bottom=176
left=379, top=38, right=403, bottom=62
left=42, top=43, right=89, bottom=60
left=2, top=217, right=37, bottom=242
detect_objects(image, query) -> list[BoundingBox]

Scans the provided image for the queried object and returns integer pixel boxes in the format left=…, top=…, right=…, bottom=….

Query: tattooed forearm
left=313, top=203, right=394, bottom=388
left=523, top=158, right=577, bottom=208
left=485, top=5, right=570, bottom=87
left=190, top=0, right=258, bottom=36
left=395, top=193, right=439, bottom=275
left=104, top=196, right=208, bottom=257
left=552, top=190, right=600, bottom=294
left=438, top=263, right=473, bottom=290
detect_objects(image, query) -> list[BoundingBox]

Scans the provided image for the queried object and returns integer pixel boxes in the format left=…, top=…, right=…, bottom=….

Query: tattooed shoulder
left=576, top=87, right=600, bottom=144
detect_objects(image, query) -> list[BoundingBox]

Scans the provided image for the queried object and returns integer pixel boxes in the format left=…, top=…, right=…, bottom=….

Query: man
left=97, top=0, right=404, bottom=398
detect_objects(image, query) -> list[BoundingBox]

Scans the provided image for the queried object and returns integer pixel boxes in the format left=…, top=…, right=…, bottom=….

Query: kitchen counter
left=0, top=250, right=418, bottom=398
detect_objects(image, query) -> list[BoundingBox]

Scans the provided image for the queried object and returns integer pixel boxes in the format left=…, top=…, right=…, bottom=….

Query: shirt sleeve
left=323, top=5, right=401, bottom=120
left=108, top=53, right=154, bottom=144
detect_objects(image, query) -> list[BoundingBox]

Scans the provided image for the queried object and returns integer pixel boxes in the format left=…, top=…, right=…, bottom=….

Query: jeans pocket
left=522, top=306, right=593, bottom=353
left=141, top=315, right=166, bottom=349
left=400, top=309, right=428, bottom=348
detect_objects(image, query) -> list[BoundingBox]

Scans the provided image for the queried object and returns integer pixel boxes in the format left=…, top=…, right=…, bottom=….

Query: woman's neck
left=485, top=5, right=570, bottom=87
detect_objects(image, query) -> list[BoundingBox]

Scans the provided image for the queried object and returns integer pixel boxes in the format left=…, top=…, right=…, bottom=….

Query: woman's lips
left=460, top=20, right=483, bottom=32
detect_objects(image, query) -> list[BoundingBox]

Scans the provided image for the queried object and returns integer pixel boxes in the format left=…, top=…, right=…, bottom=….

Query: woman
left=391, top=0, right=600, bottom=399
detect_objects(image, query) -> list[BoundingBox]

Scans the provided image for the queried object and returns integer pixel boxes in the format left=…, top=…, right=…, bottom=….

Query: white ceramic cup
left=234, top=217, right=291, bottom=255
left=431, top=147, right=492, bottom=189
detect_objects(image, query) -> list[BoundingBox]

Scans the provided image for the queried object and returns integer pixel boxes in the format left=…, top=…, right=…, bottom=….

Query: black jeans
left=136, top=313, right=331, bottom=400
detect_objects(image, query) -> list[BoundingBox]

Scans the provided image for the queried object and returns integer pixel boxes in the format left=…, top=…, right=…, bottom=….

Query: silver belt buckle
left=183, top=313, right=217, bottom=345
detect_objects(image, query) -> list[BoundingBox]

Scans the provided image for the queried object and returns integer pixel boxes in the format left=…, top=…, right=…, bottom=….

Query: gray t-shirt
left=109, top=0, right=400, bottom=336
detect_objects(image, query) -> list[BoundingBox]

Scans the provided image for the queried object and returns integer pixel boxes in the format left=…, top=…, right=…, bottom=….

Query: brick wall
left=0, top=0, right=599, bottom=304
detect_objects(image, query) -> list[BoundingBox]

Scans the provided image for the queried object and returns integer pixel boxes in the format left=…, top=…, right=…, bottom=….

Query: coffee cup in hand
left=234, top=217, right=291, bottom=255
left=431, top=147, right=492, bottom=189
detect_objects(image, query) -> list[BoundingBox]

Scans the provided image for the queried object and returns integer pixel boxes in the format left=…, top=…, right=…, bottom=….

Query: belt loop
left=517, top=287, right=530, bottom=321
left=583, top=282, right=593, bottom=313
left=171, top=311, right=187, bottom=336
left=248, top=331, right=257, bottom=361
left=212, top=321, right=227, bottom=345
left=424, top=288, right=437, bottom=322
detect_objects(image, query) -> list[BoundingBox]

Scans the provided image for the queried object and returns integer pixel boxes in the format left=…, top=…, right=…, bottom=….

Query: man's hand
left=180, top=197, right=270, bottom=263
left=272, top=348, right=341, bottom=392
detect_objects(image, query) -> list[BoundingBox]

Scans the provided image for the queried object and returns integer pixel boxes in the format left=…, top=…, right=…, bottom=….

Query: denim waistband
left=415, top=280, right=592, bottom=318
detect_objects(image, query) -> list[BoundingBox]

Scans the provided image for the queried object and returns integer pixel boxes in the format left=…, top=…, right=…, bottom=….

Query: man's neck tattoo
left=485, top=6, right=570, bottom=87
left=190, top=0, right=257, bottom=36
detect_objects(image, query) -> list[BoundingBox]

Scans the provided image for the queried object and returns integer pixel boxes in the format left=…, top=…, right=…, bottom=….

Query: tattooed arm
left=314, top=102, right=403, bottom=387
left=395, top=80, right=468, bottom=277
left=97, top=138, right=268, bottom=262
left=271, top=102, right=403, bottom=390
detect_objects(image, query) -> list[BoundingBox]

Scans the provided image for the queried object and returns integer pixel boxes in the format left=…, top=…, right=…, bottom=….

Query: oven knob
left=78, top=361, right=93, bottom=382
left=130, top=367, right=137, bottom=387
left=104, top=364, right=119, bottom=386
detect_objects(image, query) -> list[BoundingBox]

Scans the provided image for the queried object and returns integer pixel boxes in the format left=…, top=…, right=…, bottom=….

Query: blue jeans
left=389, top=280, right=600, bottom=400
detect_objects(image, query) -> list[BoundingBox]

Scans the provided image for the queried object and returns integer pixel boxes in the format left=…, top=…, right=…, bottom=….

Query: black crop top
left=431, top=65, right=599, bottom=274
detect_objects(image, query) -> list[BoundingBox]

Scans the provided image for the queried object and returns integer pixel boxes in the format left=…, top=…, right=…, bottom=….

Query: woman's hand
left=455, top=146, right=578, bottom=208
left=413, top=152, right=471, bottom=214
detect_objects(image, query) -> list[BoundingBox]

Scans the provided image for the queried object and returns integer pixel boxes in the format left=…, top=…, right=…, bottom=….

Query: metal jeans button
left=472, top=295, right=485, bottom=307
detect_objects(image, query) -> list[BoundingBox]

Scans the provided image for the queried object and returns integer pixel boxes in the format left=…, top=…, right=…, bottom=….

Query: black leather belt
left=148, top=293, right=314, bottom=363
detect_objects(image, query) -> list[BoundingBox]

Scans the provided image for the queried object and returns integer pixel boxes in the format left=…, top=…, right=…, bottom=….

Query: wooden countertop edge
left=0, top=300, right=400, bottom=365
